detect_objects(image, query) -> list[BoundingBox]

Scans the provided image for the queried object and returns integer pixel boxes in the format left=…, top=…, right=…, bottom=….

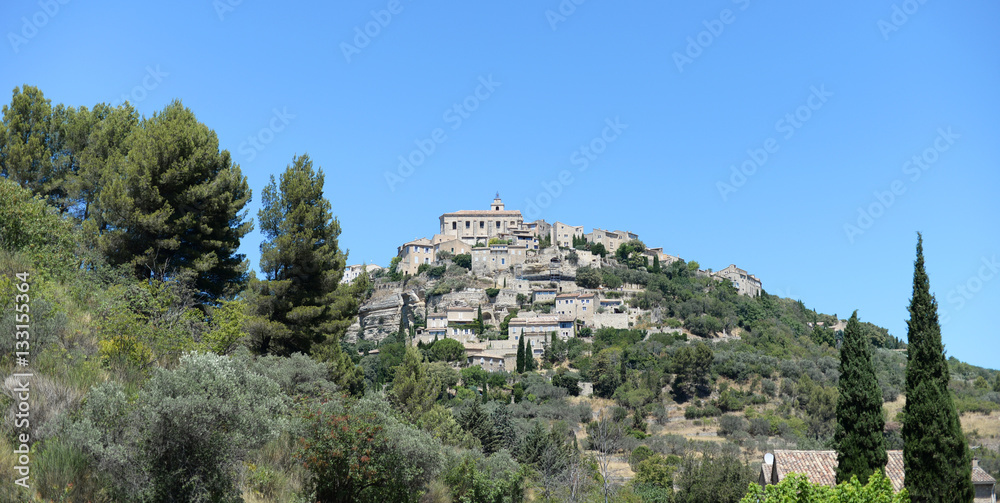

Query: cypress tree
left=902, top=233, right=973, bottom=502
left=517, top=333, right=525, bottom=373
left=835, top=311, right=886, bottom=484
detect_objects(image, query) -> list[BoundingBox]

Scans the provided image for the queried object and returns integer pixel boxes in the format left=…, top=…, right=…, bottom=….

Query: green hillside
left=1, top=87, right=998, bottom=502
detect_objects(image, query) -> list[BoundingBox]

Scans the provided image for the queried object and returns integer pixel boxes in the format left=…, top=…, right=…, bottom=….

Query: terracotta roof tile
left=773, top=450, right=838, bottom=487
left=972, top=464, right=996, bottom=484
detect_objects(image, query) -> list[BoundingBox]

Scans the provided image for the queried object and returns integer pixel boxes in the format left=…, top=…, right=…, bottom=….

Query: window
left=466, top=221, right=470, bottom=228
left=496, top=221, right=500, bottom=228
left=480, top=221, right=484, bottom=229
left=501, top=258, right=505, bottom=265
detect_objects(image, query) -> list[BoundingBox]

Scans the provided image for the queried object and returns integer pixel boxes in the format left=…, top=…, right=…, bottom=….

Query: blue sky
left=3, top=1, right=998, bottom=369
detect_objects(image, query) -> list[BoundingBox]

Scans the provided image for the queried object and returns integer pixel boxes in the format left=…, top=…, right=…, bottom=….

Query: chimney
left=972, top=458, right=979, bottom=469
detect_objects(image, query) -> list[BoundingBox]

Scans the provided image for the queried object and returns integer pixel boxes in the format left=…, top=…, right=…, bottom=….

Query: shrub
left=62, top=352, right=286, bottom=502
left=718, top=414, right=749, bottom=437
left=453, top=254, right=471, bottom=270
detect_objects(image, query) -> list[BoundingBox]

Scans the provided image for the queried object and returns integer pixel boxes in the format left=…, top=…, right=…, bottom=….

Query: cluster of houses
left=345, top=195, right=765, bottom=372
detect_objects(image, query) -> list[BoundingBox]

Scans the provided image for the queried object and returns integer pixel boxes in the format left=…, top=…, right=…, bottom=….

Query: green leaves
left=835, top=311, right=886, bottom=484
left=253, top=154, right=348, bottom=355
left=741, top=471, right=909, bottom=503
left=88, top=100, right=252, bottom=301
left=901, top=234, right=974, bottom=502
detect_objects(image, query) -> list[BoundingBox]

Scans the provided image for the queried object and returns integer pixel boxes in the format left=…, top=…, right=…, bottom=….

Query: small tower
left=491, top=192, right=505, bottom=211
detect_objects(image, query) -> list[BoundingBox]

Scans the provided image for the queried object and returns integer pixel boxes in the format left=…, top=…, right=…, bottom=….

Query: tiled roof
left=773, top=450, right=838, bottom=487
left=972, top=464, right=996, bottom=484
left=884, top=450, right=905, bottom=492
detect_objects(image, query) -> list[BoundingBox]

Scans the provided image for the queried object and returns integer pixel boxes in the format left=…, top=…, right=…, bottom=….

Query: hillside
left=0, top=90, right=998, bottom=502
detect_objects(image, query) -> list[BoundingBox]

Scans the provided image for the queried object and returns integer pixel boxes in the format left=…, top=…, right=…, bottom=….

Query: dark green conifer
left=835, top=311, right=886, bottom=484
left=517, top=332, right=525, bottom=374
left=902, top=233, right=973, bottom=502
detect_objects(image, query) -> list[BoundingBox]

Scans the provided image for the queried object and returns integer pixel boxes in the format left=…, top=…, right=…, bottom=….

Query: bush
left=62, top=352, right=286, bottom=502
left=718, top=414, right=749, bottom=437
left=684, top=404, right=722, bottom=419
left=453, top=254, right=471, bottom=269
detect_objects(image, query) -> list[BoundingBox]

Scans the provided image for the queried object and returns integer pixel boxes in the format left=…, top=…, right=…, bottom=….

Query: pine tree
left=516, top=334, right=525, bottom=374
left=91, top=100, right=252, bottom=301
left=835, top=311, right=886, bottom=484
left=253, top=154, right=346, bottom=355
left=476, top=305, right=483, bottom=335
left=902, top=233, right=973, bottom=502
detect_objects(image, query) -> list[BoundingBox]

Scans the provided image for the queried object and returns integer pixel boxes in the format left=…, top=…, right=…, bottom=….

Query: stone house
left=432, top=235, right=471, bottom=257
left=525, top=219, right=551, bottom=239
left=759, top=450, right=995, bottom=502
left=446, top=306, right=478, bottom=342
left=465, top=347, right=516, bottom=373
left=439, top=195, right=524, bottom=245
left=507, top=314, right=575, bottom=341
left=532, top=287, right=558, bottom=303
left=586, top=228, right=638, bottom=255
left=551, top=222, right=584, bottom=249
left=471, top=242, right=529, bottom=275
left=712, top=264, right=763, bottom=297
left=341, top=263, right=383, bottom=284
left=555, top=292, right=596, bottom=326
left=397, top=238, right=434, bottom=276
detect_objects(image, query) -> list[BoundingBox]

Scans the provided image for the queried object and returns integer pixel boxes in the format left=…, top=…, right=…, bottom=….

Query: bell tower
left=491, top=192, right=504, bottom=211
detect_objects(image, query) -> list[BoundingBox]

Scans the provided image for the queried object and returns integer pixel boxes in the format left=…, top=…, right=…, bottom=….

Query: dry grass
left=883, top=395, right=906, bottom=422
left=961, top=411, right=1000, bottom=439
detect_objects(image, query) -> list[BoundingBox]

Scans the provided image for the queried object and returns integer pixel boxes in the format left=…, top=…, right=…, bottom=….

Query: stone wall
left=594, top=312, right=629, bottom=329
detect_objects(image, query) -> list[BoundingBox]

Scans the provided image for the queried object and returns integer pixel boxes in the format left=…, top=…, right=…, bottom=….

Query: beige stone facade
left=552, top=222, right=584, bottom=249
left=712, top=264, right=763, bottom=297
left=586, top=228, right=638, bottom=254
left=507, top=314, right=575, bottom=340
left=341, top=263, right=383, bottom=284
left=555, top=292, right=596, bottom=326
left=397, top=238, right=434, bottom=276
left=439, top=196, right=524, bottom=245
left=433, top=237, right=471, bottom=257
left=472, top=243, right=529, bottom=275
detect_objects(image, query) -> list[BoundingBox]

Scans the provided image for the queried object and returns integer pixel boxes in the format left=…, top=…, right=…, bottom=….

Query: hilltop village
left=343, top=195, right=764, bottom=373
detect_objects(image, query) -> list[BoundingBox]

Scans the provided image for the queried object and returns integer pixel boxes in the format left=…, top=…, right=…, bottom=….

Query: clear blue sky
left=3, top=1, right=998, bottom=370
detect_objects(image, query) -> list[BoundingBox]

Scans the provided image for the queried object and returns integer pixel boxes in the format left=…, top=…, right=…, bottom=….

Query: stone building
left=507, top=314, right=575, bottom=340
left=555, top=292, right=596, bottom=326
left=551, top=222, right=584, bottom=248
left=712, top=264, right=763, bottom=297
left=525, top=219, right=551, bottom=238
left=340, top=263, right=383, bottom=284
left=439, top=195, right=524, bottom=245
left=471, top=242, right=529, bottom=275
left=586, top=228, right=638, bottom=254
left=432, top=236, right=471, bottom=257
left=397, top=238, right=434, bottom=276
